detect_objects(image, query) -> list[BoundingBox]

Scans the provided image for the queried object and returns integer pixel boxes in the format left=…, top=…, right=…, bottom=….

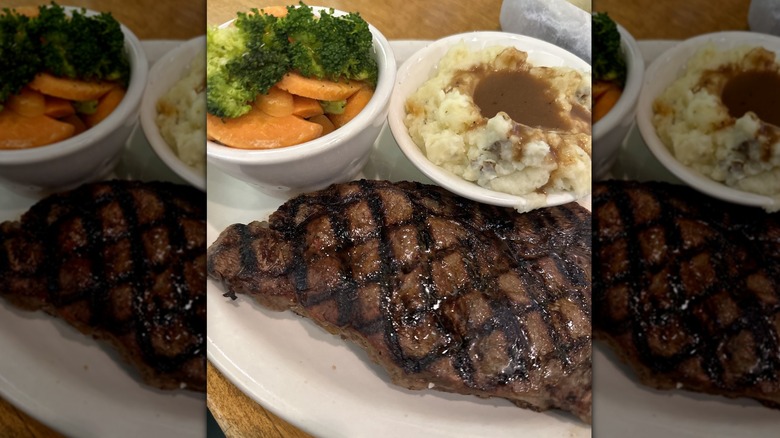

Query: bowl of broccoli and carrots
left=592, top=12, right=644, bottom=179
left=0, top=3, right=147, bottom=192
left=206, top=3, right=396, bottom=197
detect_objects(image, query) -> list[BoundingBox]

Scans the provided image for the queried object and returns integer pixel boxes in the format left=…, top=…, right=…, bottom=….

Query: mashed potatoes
left=653, top=45, right=780, bottom=204
left=404, top=43, right=591, bottom=212
left=156, top=51, right=206, bottom=176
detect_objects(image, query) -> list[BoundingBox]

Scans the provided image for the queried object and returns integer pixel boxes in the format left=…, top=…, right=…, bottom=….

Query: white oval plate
left=206, top=40, right=591, bottom=438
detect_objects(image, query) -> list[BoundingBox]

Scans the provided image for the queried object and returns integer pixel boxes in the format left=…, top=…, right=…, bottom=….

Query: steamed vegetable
left=206, top=10, right=290, bottom=119
left=0, top=2, right=129, bottom=149
left=0, top=3, right=129, bottom=108
left=593, top=12, right=626, bottom=87
left=593, top=12, right=627, bottom=123
left=281, top=4, right=378, bottom=86
left=206, top=2, right=378, bottom=120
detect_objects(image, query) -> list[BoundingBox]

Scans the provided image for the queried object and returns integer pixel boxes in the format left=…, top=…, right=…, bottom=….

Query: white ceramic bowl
left=206, top=7, right=396, bottom=198
left=0, top=7, right=148, bottom=193
left=636, top=31, right=780, bottom=210
left=387, top=31, right=591, bottom=212
left=592, top=23, right=644, bottom=179
left=140, top=35, right=206, bottom=191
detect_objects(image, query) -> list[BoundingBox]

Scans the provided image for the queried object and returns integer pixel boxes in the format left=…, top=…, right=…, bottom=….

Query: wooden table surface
left=0, top=1, right=204, bottom=437
left=594, top=0, right=750, bottom=39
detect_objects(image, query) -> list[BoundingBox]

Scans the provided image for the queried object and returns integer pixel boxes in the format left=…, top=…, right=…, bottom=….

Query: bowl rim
left=205, top=6, right=396, bottom=165
left=0, top=6, right=148, bottom=164
left=636, top=30, right=780, bottom=209
left=140, top=35, right=206, bottom=191
left=592, top=23, right=644, bottom=139
left=387, top=30, right=591, bottom=210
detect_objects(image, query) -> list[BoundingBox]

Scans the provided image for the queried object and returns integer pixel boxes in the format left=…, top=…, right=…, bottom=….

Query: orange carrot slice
left=292, top=95, right=324, bottom=118
left=61, top=114, right=88, bottom=136
left=593, top=85, right=622, bottom=123
left=83, top=86, right=126, bottom=128
left=0, top=110, right=75, bottom=149
left=309, top=114, right=336, bottom=137
left=255, top=86, right=294, bottom=117
left=328, top=86, right=374, bottom=128
left=28, top=72, right=116, bottom=101
left=6, top=87, right=45, bottom=117
left=276, top=72, right=363, bottom=101
left=44, top=96, right=76, bottom=118
left=258, top=6, right=288, bottom=18
left=207, top=107, right=323, bottom=149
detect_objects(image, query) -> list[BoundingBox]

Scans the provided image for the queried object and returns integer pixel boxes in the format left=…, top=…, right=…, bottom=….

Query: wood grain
left=206, top=0, right=503, bottom=39
left=4, top=0, right=205, bottom=39
left=594, top=0, right=750, bottom=40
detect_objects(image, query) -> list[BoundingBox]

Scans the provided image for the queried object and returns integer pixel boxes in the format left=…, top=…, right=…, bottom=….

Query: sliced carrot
left=276, top=72, right=363, bottom=101
left=0, top=110, right=75, bottom=149
left=61, top=114, right=87, bottom=136
left=593, top=85, right=622, bottom=123
left=255, top=86, right=294, bottom=117
left=28, top=72, right=116, bottom=101
left=292, top=95, right=324, bottom=118
left=83, top=86, right=125, bottom=128
left=44, top=96, right=76, bottom=118
left=593, top=81, right=613, bottom=100
left=327, top=86, right=374, bottom=128
left=5, top=87, right=45, bottom=117
left=309, top=114, right=336, bottom=137
left=258, top=6, right=288, bottom=18
left=207, top=107, right=323, bottom=149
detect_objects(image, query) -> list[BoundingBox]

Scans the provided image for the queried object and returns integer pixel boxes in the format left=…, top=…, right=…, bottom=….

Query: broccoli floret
left=593, top=12, right=627, bottom=87
left=0, top=8, right=41, bottom=104
left=206, top=10, right=290, bottom=119
left=30, top=4, right=130, bottom=84
left=281, top=4, right=378, bottom=86
left=74, top=99, right=98, bottom=114
left=320, top=99, right=346, bottom=114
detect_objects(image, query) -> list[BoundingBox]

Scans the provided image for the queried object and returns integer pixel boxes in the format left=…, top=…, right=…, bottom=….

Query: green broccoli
left=0, top=8, right=41, bottom=105
left=30, top=4, right=129, bottom=84
left=206, top=2, right=379, bottom=119
left=0, top=2, right=129, bottom=109
left=593, top=12, right=627, bottom=87
left=281, top=4, right=378, bottom=86
left=206, top=10, right=290, bottom=119
left=320, top=99, right=347, bottom=115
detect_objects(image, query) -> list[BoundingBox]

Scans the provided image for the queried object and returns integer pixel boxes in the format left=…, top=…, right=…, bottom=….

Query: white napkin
left=749, top=0, right=780, bottom=35
left=499, top=0, right=592, bottom=64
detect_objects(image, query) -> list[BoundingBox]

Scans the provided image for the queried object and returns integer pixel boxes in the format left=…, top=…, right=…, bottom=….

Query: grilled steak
left=0, top=180, right=206, bottom=392
left=593, top=180, right=780, bottom=407
left=207, top=179, right=592, bottom=422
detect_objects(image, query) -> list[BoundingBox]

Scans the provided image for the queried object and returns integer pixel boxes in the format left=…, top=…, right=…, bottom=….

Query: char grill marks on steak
left=0, top=180, right=207, bottom=392
left=207, top=179, right=592, bottom=422
left=593, top=180, right=780, bottom=407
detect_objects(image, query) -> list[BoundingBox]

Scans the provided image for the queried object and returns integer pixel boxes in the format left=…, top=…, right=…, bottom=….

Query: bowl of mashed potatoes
left=140, top=35, right=206, bottom=191
left=387, top=31, right=592, bottom=213
left=636, top=31, right=780, bottom=211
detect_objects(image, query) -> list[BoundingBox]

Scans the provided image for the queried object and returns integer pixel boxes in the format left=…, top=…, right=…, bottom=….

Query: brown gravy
left=721, top=70, right=780, bottom=127
left=473, top=70, right=571, bottom=131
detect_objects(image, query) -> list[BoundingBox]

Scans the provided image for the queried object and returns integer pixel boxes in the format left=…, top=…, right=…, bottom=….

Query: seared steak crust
left=593, top=180, right=780, bottom=407
left=208, top=179, right=592, bottom=422
left=0, top=180, right=206, bottom=392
